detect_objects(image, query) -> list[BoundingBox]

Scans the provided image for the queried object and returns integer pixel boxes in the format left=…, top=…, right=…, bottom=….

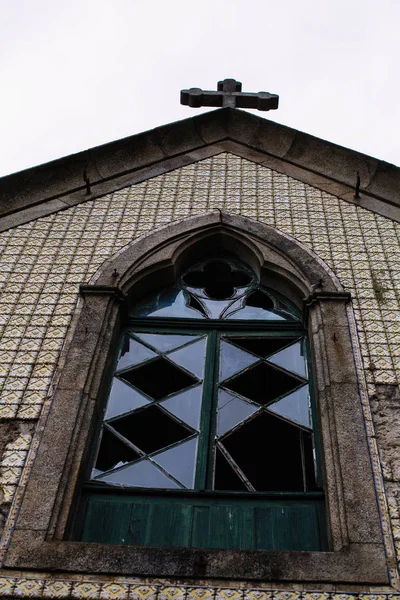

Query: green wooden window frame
left=76, top=260, right=327, bottom=551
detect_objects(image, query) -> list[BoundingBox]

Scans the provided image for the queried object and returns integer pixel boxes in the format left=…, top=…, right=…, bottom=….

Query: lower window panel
left=77, top=491, right=328, bottom=551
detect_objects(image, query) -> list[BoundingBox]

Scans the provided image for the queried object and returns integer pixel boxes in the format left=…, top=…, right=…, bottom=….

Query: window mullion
left=194, top=330, right=218, bottom=490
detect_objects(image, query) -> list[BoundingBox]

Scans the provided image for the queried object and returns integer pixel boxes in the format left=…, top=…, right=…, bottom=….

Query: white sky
left=1, top=0, right=399, bottom=177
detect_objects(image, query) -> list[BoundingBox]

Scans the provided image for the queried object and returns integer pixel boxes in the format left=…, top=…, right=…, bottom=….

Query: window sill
left=6, top=531, right=388, bottom=584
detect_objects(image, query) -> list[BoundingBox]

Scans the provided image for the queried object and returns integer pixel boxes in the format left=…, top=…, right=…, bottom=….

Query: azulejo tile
left=129, top=585, right=159, bottom=600
left=159, top=587, right=187, bottom=600
left=100, top=583, right=130, bottom=599
left=274, top=592, right=301, bottom=600
left=1, top=450, right=27, bottom=467
left=0, top=404, right=18, bottom=418
left=216, top=589, right=243, bottom=600
left=0, top=466, right=22, bottom=484
left=187, top=588, right=215, bottom=600
left=244, top=591, right=273, bottom=600
left=42, top=579, right=73, bottom=598
left=71, top=581, right=102, bottom=598
left=13, top=578, right=45, bottom=597
left=0, top=576, right=16, bottom=595
left=303, top=594, right=331, bottom=600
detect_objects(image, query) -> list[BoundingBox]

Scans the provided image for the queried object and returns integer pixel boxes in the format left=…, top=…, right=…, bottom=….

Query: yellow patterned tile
left=187, top=588, right=215, bottom=600
left=159, top=587, right=186, bottom=600
left=17, top=404, right=42, bottom=419
left=0, top=404, right=18, bottom=418
left=130, top=585, right=158, bottom=600
left=0, top=576, right=16, bottom=595
left=100, top=583, right=129, bottom=599
left=1, top=483, right=16, bottom=502
left=14, top=578, right=44, bottom=597
left=1, top=450, right=27, bottom=467
left=71, top=581, right=102, bottom=598
left=0, top=466, right=21, bottom=484
left=274, top=593, right=301, bottom=600
left=243, top=591, right=272, bottom=600
left=216, top=590, right=243, bottom=600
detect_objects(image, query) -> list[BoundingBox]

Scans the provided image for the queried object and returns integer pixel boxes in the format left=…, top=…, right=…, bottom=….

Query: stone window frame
left=5, top=212, right=388, bottom=584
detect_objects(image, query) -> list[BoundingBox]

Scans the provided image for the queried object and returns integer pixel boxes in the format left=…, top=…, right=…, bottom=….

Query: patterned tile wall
left=0, top=578, right=396, bottom=600
left=0, top=153, right=399, bottom=594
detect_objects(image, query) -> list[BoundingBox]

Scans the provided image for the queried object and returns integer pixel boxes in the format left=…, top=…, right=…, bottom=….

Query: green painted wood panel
left=80, top=492, right=327, bottom=551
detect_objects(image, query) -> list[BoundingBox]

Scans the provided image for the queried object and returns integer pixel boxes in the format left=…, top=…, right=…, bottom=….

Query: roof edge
left=0, top=108, right=399, bottom=226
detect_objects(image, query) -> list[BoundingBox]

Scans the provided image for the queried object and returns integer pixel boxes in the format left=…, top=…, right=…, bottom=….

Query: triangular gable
left=0, top=107, right=399, bottom=233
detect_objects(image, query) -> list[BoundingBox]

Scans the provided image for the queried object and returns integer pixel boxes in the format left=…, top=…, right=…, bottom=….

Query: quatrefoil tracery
left=182, top=260, right=253, bottom=300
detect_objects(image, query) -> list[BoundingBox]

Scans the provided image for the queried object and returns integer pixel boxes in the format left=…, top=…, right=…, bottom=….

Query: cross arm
left=180, top=88, right=225, bottom=108
left=180, top=87, right=279, bottom=111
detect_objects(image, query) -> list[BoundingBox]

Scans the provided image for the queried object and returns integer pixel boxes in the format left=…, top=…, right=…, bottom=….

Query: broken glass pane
left=223, top=362, right=304, bottom=405
left=226, top=337, right=296, bottom=358
left=117, top=336, right=157, bottom=370
left=267, top=385, right=312, bottom=429
left=219, top=340, right=259, bottom=381
left=267, top=340, right=307, bottom=378
left=160, top=385, right=203, bottom=430
left=222, top=412, right=306, bottom=491
left=214, top=447, right=247, bottom=492
left=131, top=288, right=205, bottom=319
left=167, top=337, right=207, bottom=378
left=94, top=427, right=141, bottom=474
left=120, top=357, right=198, bottom=400
left=134, top=333, right=198, bottom=353
left=105, top=378, right=150, bottom=420
left=152, top=437, right=198, bottom=489
left=97, top=458, right=181, bottom=488
left=217, top=389, right=259, bottom=436
left=111, top=404, right=193, bottom=454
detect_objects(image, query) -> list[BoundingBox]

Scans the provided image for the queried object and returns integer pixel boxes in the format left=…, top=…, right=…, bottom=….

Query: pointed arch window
left=79, top=259, right=327, bottom=551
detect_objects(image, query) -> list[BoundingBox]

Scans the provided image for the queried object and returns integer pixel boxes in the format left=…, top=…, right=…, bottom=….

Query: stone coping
left=0, top=109, right=399, bottom=231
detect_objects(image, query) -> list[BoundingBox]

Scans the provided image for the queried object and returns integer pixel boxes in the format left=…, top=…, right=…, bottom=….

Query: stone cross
left=180, top=78, right=279, bottom=111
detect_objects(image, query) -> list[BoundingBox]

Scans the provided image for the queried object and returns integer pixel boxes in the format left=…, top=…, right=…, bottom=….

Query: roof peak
left=0, top=108, right=399, bottom=230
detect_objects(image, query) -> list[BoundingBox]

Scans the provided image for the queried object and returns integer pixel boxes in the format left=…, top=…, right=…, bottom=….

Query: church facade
left=0, top=107, right=399, bottom=598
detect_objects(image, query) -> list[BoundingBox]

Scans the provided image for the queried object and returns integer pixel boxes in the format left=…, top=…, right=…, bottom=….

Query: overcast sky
left=0, top=0, right=399, bottom=177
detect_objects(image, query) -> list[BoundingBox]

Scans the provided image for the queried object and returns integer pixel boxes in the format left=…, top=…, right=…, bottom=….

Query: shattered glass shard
left=97, top=458, right=181, bottom=488
left=167, top=337, right=207, bottom=378
left=224, top=361, right=303, bottom=405
left=134, top=332, right=199, bottom=353
left=267, top=340, right=307, bottom=377
left=160, top=385, right=203, bottom=430
left=219, top=340, right=259, bottom=381
left=131, top=288, right=204, bottom=319
left=105, top=378, right=150, bottom=420
left=152, top=437, right=198, bottom=488
left=94, top=427, right=140, bottom=474
left=217, top=389, right=259, bottom=436
left=267, top=385, right=311, bottom=429
left=117, top=336, right=157, bottom=370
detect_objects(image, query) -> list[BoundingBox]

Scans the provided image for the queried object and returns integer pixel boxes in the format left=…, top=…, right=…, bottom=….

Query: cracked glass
left=90, top=259, right=318, bottom=496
